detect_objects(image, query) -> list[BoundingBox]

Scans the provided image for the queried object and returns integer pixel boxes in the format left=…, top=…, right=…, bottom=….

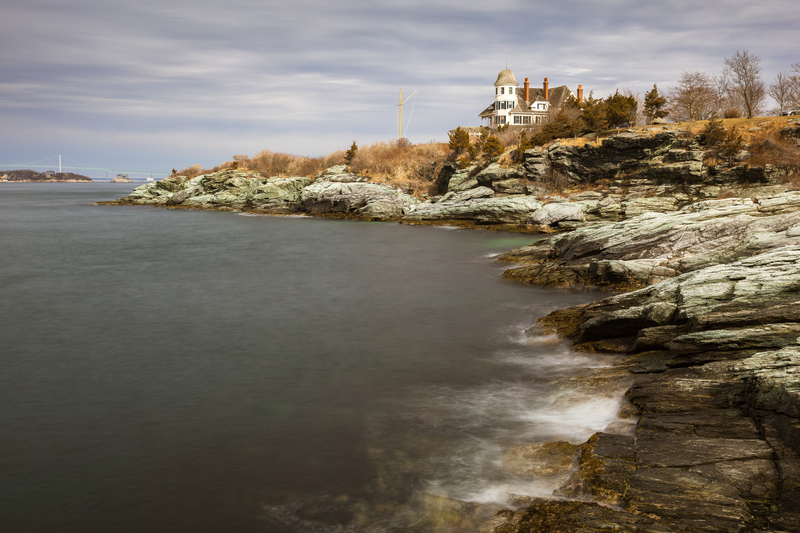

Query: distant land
left=0, top=169, right=93, bottom=182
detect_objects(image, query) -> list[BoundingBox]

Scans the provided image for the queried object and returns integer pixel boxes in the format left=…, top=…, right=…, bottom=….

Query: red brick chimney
left=577, top=84, right=584, bottom=103
left=543, top=77, right=549, bottom=101
left=524, top=77, right=530, bottom=101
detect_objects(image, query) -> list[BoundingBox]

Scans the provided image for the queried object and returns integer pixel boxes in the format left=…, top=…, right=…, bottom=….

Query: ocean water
left=0, top=183, right=621, bottom=532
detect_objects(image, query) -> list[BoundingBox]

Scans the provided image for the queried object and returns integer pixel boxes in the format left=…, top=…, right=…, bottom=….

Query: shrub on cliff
left=606, top=90, right=638, bottom=129
left=578, top=96, right=609, bottom=134
left=448, top=127, right=471, bottom=156
left=530, top=110, right=579, bottom=146
left=720, top=126, right=744, bottom=166
left=482, top=135, right=504, bottom=162
left=700, top=118, right=726, bottom=146
left=644, top=84, right=668, bottom=124
left=344, top=141, right=358, bottom=165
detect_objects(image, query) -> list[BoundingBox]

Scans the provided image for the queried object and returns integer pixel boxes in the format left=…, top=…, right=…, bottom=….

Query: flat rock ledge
left=490, top=194, right=800, bottom=533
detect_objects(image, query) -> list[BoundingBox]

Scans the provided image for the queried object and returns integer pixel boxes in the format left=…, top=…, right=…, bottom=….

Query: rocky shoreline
left=105, top=124, right=800, bottom=532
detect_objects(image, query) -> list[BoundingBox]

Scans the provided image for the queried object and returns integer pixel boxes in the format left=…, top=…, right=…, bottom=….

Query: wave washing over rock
left=105, top=126, right=800, bottom=532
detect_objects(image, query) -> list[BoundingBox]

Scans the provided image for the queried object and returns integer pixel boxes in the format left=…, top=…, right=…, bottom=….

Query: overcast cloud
left=1, top=0, right=798, bottom=176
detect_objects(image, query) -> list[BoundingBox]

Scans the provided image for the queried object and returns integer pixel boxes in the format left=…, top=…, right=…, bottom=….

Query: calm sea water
left=0, top=183, right=618, bottom=532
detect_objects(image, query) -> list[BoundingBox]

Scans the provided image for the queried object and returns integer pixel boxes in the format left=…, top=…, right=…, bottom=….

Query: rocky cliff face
left=491, top=193, right=800, bottom=532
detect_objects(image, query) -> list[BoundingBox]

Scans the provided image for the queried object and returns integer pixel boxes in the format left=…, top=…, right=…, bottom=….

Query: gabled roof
left=478, top=82, right=575, bottom=118
left=526, top=85, right=572, bottom=106
left=478, top=103, right=495, bottom=117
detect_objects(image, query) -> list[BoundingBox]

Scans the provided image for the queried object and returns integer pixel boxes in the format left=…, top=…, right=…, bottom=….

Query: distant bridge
left=0, top=155, right=170, bottom=181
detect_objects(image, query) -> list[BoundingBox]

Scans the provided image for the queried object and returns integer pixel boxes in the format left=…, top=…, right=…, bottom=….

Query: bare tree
left=723, top=50, right=766, bottom=118
left=710, top=74, right=745, bottom=117
left=792, top=63, right=800, bottom=108
left=665, top=70, right=717, bottom=121
left=768, top=72, right=796, bottom=115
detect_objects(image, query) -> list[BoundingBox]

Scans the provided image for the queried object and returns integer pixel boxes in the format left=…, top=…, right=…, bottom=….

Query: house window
left=500, top=116, right=506, bottom=124
left=496, top=88, right=498, bottom=95
left=501, top=87, right=504, bottom=94
left=524, top=116, right=531, bottom=124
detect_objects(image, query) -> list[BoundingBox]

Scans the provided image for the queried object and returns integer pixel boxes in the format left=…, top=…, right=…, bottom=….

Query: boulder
left=447, top=169, right=479, bottom=192
left=492, top=178, right=526, bottom=195
left=314, top=165, right=369, bottom=183
left=402, top=196, right=542, bottom=225
left=299, top=181, right=419, bottom=219
left=529, top=202, right=586, bottom=226
left=474, top=163, right=524, bottom=187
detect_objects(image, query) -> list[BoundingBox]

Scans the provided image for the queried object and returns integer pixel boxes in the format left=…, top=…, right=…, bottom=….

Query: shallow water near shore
left=0, top=183, right=622, bottom=532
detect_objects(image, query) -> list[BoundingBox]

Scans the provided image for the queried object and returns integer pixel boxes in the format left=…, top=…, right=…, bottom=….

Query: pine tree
left=700, top=118, right=726, bottom=146
left=720, top=126, right=744, bottom=166
left=644, top=84, right=668, bottom=124
left=448, top=127, right=471, bottom=155
left=482, top=135, right=504, bottom=161
left=579, top=95, right=608, bottom=134
left=606, top=90, right=637, bottom=129
left=344, top=141, right=358, bottom=164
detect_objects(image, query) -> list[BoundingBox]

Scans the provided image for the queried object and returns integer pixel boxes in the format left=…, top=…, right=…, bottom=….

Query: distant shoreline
left=1, top=169, right=93, bottom=183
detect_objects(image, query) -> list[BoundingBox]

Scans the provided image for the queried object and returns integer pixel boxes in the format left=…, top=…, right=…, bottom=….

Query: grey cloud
left=1, top=0, right=798, bottom=173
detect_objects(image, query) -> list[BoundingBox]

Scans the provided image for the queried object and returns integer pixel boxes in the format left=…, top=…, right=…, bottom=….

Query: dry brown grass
left=746, top=120, right=800, bottom=171
left=177, top=140, right=449, bottom=196
left=176, top=163, right=213, bottom=178
left=347, top=141, right=449, bottom=195
left=243, top=150, right=344, bottom=178
left=556, top=136, right=600, bottom=148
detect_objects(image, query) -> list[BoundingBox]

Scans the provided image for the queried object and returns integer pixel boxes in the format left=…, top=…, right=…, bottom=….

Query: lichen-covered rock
left=252, top=176, right=311, bottom=204
left=314, top=165, right=369, bottom=183
left=492, top=178, right=526, bottom=195
left=447, top=169, right=479, bottom=192
left=402, top=196, right=542, bottom=225
left=299, top=181, right=419, bottom=219
left=501, top=193, right=800, bottom=290
left=474, top=163, right=524, bottom=187
left=528, top=202, right=585, bottom=226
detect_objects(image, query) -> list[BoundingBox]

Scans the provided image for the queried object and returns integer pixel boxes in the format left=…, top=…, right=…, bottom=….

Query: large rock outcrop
left=501, top=193, right=800, bottom=290
left=492, top=193, right=800, bottom=533
left=298, top=181, right=420, bottom=219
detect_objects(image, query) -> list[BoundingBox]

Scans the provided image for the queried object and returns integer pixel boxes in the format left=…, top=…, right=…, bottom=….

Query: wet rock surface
left=491, top=196, right=800, bottom=532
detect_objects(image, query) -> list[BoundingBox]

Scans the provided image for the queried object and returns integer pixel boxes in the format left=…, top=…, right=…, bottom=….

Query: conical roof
left=494, top=68, right=519, bottom=87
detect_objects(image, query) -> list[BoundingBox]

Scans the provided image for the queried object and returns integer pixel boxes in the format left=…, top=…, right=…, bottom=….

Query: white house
left=479, top=68, right=584, bottom=128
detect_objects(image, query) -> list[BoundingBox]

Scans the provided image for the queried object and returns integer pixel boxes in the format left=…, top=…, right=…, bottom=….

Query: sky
left=1, top=0, right=798, bottom=178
